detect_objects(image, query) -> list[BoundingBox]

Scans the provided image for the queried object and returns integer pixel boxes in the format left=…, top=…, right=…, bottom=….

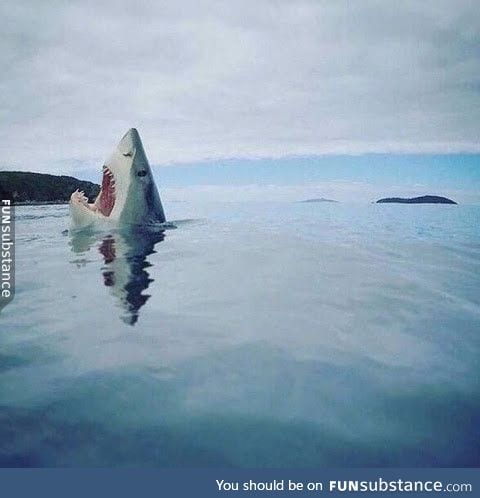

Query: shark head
left=70, top=128, right=166, bottom=228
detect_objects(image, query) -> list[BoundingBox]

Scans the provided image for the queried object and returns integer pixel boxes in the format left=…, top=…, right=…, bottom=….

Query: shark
left=70, top=128, right=166, bottom=228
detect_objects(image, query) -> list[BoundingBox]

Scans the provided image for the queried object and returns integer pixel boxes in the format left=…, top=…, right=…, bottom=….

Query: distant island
left=0, top=171, right=99, bottom=204
left=376, top=195, right=457, bottom=205
left=300, top=198, right=338, bottom=203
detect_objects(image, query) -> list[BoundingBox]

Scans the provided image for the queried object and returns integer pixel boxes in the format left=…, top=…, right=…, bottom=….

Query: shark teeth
left=103, top=166, right=115, bottom=180
left=97, top=165, right=116, bottom=216
left=72, top=189, right=89, bottom=206
left=102, top=167, right=112, bottom=178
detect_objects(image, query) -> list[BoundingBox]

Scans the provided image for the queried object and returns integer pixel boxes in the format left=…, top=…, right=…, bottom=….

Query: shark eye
left=137, top=170, right=147, bottom=177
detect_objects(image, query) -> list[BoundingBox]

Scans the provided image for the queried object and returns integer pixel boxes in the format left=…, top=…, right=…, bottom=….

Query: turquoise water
left=1, top=201, right=479, bottom=466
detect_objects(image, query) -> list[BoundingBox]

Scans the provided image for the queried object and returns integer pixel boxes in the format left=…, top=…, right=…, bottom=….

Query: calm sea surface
left=1, top=201, right=479, bottom=466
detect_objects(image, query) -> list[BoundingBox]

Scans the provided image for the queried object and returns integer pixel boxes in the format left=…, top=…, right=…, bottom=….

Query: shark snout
left=118, top=128, right=141, bottom=157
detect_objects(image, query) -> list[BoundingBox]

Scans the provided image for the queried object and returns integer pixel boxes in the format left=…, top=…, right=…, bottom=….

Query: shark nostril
left=137, top=170, right=147, bottom=177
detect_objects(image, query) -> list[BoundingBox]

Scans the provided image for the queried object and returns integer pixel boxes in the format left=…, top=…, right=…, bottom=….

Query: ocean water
left=1, top=200, right=479, bottom=467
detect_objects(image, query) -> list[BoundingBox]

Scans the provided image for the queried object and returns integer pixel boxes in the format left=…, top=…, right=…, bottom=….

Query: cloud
left=1, top=0, right=479, bottom=172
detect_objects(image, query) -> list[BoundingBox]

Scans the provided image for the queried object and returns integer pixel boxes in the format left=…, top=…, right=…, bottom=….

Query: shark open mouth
left=96, top=165, right=116, bottom=217
left=70, top=128, right=166, bottom=227
left=70, top=166, right=117, bottom=218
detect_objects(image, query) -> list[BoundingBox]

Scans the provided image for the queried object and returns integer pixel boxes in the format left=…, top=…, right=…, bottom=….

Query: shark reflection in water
left=69, top=227, right=166, bottom=325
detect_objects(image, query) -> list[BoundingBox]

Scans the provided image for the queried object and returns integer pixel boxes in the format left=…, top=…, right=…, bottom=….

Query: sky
left=1, top=0, right=479, bottom=201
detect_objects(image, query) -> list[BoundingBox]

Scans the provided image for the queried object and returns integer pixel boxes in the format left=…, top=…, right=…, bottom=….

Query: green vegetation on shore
left=376, top=195, right=457, bottom=204
left=0, top=171, right=99, bottom=204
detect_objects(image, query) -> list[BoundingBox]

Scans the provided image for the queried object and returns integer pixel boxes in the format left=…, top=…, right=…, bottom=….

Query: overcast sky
left=1, top=0, right=479, bottom=182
